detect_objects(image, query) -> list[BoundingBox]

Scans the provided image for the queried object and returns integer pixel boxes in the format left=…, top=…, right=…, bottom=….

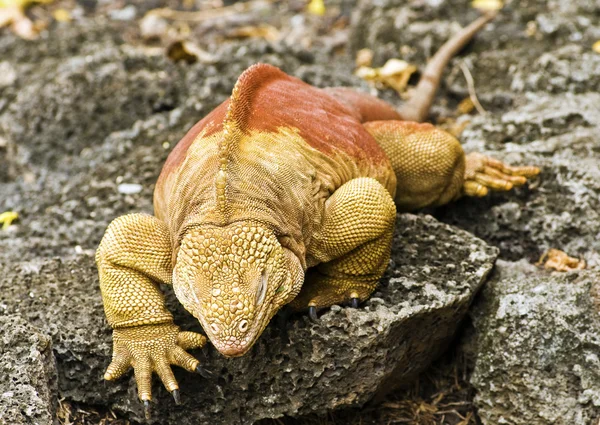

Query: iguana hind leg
left=289, top=177, right=396, bottom=313
left=364, top=121, right=540, bottom=212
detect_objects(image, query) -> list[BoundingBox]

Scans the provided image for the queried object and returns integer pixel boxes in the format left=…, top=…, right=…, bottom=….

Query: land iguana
left=96, top=12, right=539, bottom=416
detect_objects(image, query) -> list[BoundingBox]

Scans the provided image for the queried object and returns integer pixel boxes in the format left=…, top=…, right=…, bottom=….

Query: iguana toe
left=104, top=350, right=131, bottom=381
left=464, top=152, right=540, bottom=197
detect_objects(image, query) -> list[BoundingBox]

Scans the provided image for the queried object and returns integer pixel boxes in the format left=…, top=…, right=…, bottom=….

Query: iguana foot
left=289, top=271, right=378, bottom=319
left=104, top=323, right=208, bottom=411
left=464, top=152, right=540, bottom=197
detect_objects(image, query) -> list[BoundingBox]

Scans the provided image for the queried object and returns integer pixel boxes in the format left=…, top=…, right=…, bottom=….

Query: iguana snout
left=173, top=222, right=304, bottom=357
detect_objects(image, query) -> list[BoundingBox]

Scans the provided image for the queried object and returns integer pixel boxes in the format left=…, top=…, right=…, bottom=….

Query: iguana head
left=173, top=221, right=304, bottom=357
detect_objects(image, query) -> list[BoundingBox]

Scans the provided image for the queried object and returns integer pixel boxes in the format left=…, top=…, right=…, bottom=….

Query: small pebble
left=109, top=5, right=136, bottom=21
left=118, top=183, right=143, bottom=195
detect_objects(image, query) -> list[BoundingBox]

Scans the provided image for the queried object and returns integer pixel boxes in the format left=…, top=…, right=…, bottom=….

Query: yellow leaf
left=471, top=0, right=503, bottom=12
left=525, top=21, right=537, bottom=37
left=228, top=24, right=280, bottom=42
left=0, top=0, right=52, bottom=9
left=355, top=66, right=378, bottom=80
left=53, top=8, right=71, bottom=22
left=0, top=0, right=53, bottom=39
left=307, top=0, right=325, bottom=16
left=593, top=40, right=600, bottom=54
left=166, top=40, right=217, bottom=64
left=0, top=5, right=20, bottom=28
left=457, top=97, right=475, bottom=115
left=0, top=211, right=18, bottom=230
left=537, top=248, right=586, bottom=272
left=354, top=58, right=417, bottom=95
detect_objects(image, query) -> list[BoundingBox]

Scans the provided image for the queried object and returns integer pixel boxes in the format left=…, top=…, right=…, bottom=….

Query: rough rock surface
left=1, top=0, right=600, bottom=423
left=0, top=214, right=497, bottom=424
left=467, top=260, right=600, bottom=425
left=0, top=315, right=58, bottom=425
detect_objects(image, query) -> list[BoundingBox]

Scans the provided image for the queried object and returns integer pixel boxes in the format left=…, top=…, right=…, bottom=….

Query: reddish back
left=160, top=64, right=391, bottom=178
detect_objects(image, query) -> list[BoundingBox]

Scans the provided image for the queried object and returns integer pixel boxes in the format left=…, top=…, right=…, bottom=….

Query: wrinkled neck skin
left=172, top=221, right=304, bottom=357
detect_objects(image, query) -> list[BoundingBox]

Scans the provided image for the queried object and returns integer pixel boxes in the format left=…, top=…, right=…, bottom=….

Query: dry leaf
left=379, top=59, right=417, bottom=93
left=355, top=48, right=373, bottom=68
left=525, top=20, right=537, bottom=37
left=53, top=8, right=71, bottom=22
left=145, top=2, right=250, bottom=22
left=356, top=58, right=417, bottom=94
left=0, top=5, right=21, bottom=28
left=228, top=24, right=280, bottom=41
left=167, top=40, right=217, bottom=64
left=0, top=0, right=52, bottom=7
left=471, top=0, right=503, bottom=12
left=537, top=249, right=586, bottom=272
left=0, top=0, right=53, bottom=39
left=593, top=40, right=600, bottom=54
left=0, top=211, right=18, bottom=230
left=355, top=66, right=378, bottom=80
left=457, top=97, right=475, bottom=115
left=438, top=117, right=471, bottom=138
left=307, top=0, right=325, bottom=16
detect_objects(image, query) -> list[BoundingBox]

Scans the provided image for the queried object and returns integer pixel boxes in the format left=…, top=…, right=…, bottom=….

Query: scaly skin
left=96, top=12, right=540, bottom=411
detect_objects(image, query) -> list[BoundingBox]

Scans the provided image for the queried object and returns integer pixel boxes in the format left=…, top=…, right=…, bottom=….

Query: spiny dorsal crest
left=216, top=64, right=285, bottom=220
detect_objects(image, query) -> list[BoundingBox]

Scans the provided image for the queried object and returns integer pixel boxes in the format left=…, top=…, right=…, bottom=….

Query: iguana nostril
left=210, top=323, right=220, bottom=334
left=239, top=320, right=248, bottom=332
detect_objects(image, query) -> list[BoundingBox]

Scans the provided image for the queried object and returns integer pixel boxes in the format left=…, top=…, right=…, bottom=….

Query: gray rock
left=1, top=0, right=599, bottom=423
left=0, top=314, right=58, bottom=425
left=437, top=90, right=600, bottom=267
left=0, top=214, right=497, bottom=424
left=468, top=260, right=600, bottom=425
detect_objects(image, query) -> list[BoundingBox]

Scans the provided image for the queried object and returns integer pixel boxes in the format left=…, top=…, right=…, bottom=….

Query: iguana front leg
left=96, top=213, right=209, bottom=417
left=289, top=177, right=396, bottom=317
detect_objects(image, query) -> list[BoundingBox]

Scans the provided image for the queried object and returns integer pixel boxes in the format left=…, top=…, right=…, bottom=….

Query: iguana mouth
left=205, top=304, right=271, bottom=358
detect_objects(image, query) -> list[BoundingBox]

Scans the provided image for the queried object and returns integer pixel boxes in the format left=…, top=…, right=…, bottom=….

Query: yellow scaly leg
left=289, top=177, right=396, bottom=316
left=96, top=213, right=209, bottom=418
left=363, top=121, right=540, bottom=211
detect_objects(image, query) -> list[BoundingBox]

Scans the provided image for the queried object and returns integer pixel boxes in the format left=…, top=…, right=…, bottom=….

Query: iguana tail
left=397, top=12, right=497, bottom=123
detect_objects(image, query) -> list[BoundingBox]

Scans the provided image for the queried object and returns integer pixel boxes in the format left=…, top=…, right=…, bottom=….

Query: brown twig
left=459, top=60, right=487, bottom=115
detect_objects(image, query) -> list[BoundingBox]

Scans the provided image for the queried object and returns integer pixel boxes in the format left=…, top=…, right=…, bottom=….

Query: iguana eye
left=256, top=269, right=268, bottom=305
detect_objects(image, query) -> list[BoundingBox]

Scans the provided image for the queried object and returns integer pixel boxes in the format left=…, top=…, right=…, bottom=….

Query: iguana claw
left=195, top=365, right=214, bottom=379
left=172, top=389, right=181, bottom=405
left=143, top=400, right=151, bottom=420
left=350, top=298, right=360, bottom=308
left=308, top=306, right=319, bottom=322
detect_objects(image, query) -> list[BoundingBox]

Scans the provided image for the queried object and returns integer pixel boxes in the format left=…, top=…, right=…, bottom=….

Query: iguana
left=96, top=12, right=539, bottom=416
